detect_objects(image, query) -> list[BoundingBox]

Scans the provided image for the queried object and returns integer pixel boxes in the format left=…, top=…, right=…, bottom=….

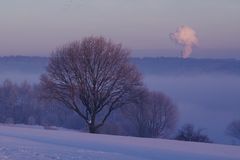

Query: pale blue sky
left=0, top=0, right=239, bottom=57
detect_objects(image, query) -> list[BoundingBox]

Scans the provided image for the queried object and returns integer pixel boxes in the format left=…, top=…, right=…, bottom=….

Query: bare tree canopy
left=124, top=90, right=178, bottom=138
left=40, top=36, right=143, bottom=133
left=226, top=120, right=240, bottom=140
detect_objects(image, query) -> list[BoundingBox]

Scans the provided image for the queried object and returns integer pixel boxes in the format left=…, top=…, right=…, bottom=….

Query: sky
left=0, top=0, right=240, bottom=58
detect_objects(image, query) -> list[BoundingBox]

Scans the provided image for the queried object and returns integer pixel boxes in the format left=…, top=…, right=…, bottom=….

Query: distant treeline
left=0, top=56, right=240, bottom=78
left=131, top=57, right=240, bottom=75
left=0, top=79, right=84, bottom=130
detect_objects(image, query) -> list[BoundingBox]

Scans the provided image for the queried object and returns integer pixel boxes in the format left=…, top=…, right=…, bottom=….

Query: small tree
left=175, top=124, right=212, bottom=143
left=124, top=90, right=178, bottom=138
left=40, top=36, right=143, bottom=133
left=226, top=120, right=240, bottom=141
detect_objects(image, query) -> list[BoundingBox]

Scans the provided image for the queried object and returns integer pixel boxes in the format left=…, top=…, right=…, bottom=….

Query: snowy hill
left=0, top=124, right=240, bottom=160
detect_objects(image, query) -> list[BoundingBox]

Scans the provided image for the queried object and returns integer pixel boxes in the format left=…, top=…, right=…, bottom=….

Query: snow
left=0, top=124, right=240, bottom=160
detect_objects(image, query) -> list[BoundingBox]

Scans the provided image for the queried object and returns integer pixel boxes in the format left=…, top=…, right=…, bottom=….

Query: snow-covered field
left=0, top=124, right=240, bottom=160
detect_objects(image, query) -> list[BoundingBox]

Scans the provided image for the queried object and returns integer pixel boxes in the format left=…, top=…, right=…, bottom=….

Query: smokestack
left=170, top=25, right=198, bottom=59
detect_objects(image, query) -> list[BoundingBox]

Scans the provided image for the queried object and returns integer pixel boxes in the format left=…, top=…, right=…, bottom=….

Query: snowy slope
left=0, top=124, right=240, bottom=160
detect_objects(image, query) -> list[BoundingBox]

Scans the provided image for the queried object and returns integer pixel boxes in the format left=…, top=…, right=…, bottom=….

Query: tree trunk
left=88, top=115, right=97, bottom=133
left=88, top=123, right=97, bottom=133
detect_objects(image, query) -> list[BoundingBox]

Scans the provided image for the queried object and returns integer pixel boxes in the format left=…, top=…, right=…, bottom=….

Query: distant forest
left=1, top=56, right=240, bottom=78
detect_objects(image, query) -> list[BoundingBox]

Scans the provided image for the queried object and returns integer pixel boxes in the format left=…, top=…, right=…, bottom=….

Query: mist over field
left=0, top=56, right=240, bottom=144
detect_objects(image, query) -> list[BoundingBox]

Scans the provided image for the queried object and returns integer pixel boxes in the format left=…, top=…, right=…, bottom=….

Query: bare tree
left=145, top=91, right=178, bottom=137
left=40, top=36, right=143, bottom=133
left=0, top=80, right=37, bottom=124
left=124, top=90, right=178, bottom=138
left=175, top=124, right=212, bottom=143
left=226, top=120, right=240, bottom=141
left=0, top=79, right=18, bottom=123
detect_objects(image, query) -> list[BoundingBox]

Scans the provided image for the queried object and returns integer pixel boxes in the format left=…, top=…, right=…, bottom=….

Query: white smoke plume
left=170, top=26, right=198, bottom=59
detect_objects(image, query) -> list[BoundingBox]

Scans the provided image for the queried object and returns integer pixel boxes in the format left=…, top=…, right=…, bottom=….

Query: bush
left=175, top=124, right=212, bottom=143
